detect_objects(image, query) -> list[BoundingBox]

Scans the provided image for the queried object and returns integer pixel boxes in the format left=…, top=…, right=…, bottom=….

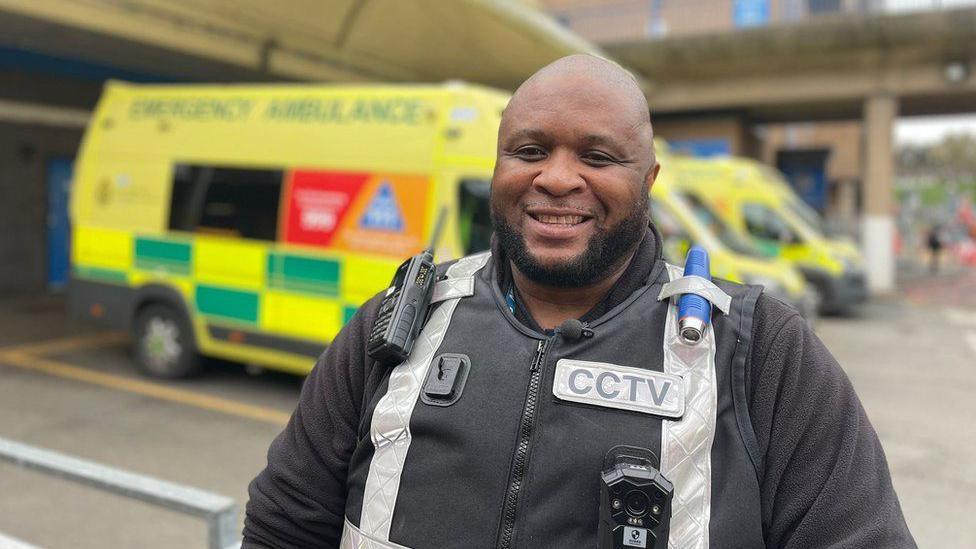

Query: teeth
left=537, top=214, right=584, bottom=225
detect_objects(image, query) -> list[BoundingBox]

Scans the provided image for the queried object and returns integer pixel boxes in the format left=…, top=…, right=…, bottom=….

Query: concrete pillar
left=835, top=179, right=858, bottom=236
left=861, top=93, right=898, bottom=293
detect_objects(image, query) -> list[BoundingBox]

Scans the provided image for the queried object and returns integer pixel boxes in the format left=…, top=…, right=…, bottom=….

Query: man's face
left=490, top=73, right=658, bottom=287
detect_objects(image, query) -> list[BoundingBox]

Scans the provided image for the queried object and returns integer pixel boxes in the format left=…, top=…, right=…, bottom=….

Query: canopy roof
left=0, top=0, right=604, bottom=89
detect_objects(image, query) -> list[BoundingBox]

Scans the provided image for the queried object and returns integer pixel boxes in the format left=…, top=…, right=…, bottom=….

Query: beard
left=492, top=195, right=649, bottom=288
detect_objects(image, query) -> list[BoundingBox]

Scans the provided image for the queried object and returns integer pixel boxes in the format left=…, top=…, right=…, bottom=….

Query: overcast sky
left=884, top=0, right=976, bottom=10
left=896, top=114, right=976, bottom=146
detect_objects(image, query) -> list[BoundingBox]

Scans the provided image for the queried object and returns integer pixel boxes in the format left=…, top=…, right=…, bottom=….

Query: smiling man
left=243, top=55, right=915, bottom=549
left=490, top=56, right=659, bottom=330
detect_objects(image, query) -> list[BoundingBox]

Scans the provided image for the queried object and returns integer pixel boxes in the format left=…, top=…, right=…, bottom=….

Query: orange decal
left=334, top=174, right=431, bottom=257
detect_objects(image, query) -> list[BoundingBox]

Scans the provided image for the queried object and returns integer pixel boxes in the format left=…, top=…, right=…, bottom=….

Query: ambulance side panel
left=69, top=82, right=505, bottom=374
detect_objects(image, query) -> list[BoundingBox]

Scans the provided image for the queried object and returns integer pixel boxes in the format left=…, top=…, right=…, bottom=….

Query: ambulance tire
left=133, top=303, right=202, bottom=379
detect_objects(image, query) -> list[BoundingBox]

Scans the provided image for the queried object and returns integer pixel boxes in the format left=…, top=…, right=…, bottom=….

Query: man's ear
left=645, top=161, right=661, bottom=192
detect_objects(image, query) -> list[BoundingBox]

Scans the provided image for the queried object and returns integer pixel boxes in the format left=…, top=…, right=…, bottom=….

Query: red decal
left=283, top=170, right=368, bottom=247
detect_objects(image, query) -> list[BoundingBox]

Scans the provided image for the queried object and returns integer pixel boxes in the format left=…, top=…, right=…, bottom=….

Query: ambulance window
left=679, top=192, right=762, bottom=257
left=458, top=179, right=492, bottom=254
left=169, top=164, right=283, bottom=241
left=785, top=197, right=827, bottom=234
left=743, top=203, right=800, bottom=245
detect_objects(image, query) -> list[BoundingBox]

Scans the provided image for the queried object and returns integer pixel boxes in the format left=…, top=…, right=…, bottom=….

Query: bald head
left=511, top=56, right=649, bottom=125
left=501, top=55, right=655, bottom=169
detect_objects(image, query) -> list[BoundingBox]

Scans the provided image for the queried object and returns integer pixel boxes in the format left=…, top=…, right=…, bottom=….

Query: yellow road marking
left=0, top=339, right=291, bottom=426
left=0, top=331, right=129, bottom=356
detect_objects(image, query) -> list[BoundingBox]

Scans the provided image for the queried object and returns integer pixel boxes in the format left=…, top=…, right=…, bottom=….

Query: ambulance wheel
left=133, top=303, right=201, bottom=379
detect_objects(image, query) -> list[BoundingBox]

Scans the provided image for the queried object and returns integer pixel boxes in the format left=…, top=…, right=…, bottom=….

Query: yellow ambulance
left=650, top=154, right=814, bottom=319
left=671, top=157, right=867, bottom=314
left=70, top=81, right=507, bottom=377
left=750, top=163, right=865, bottom=267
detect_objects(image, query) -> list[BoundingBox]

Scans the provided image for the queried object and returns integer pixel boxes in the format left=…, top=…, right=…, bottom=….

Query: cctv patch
left=553, top=359, right=685, bottom=419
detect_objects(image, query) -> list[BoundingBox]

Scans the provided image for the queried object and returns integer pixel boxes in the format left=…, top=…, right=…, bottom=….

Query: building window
left=169, top=164, right=284, bottom=241
left=807, top=0, right=842, bottom=14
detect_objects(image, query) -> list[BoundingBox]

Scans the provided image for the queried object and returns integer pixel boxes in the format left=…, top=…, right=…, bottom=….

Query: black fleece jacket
left=243, top=230, right=916, bottom=548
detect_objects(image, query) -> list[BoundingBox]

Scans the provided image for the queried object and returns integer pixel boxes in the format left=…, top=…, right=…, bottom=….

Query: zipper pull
left=530, top=340, right=545, bottom=372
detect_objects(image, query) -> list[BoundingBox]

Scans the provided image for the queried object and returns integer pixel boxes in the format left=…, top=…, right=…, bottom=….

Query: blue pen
left=678, top=245, right=712, bottom=345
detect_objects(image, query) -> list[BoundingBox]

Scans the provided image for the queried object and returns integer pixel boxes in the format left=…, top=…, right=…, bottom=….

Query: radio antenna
left=425, top=205, right=449, bottom=256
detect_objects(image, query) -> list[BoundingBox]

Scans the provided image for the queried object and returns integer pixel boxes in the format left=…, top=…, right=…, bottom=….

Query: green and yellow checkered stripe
left=72, top=225, right=395, bottom=345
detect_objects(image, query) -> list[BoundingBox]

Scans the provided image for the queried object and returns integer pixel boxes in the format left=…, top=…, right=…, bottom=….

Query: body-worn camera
left=599, top=446, right=673, bottom=549
left=366, top=249, right=436, bottom=366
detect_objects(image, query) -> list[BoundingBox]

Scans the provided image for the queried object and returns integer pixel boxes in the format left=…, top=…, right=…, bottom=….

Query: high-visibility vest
left=341, top=251, right=765, bottom=549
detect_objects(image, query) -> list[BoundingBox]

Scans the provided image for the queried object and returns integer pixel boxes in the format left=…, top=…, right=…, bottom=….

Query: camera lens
left=625, top=490, right=650, bottom=517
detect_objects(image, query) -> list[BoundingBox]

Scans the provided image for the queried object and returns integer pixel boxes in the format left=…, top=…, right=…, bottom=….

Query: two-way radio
left=366, top=208, right=447, bottom=367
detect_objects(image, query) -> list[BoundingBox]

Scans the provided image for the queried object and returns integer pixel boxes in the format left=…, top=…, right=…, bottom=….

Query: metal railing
left=548, top=0, right=976, bottom=42
left=0, top=437, right=240, bottom=549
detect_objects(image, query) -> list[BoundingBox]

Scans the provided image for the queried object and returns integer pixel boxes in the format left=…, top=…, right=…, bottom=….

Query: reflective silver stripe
left=660, top=263, right=724, bottom=549
left=355, top=252, right=491, bottom=542
left=658, top=275, right=732, bottom=315
left=340, top=517, right=409, bottom=549
left=430, top=276, right=475, bottom=304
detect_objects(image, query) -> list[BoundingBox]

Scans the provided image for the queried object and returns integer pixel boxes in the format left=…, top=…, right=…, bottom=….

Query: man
left=927, top=224, right=943, bottom=274
left=244, top=55, right=915, bottom=548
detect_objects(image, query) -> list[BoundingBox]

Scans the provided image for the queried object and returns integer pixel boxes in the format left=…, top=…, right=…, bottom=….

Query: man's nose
left=532, top=150, right=585, bottom=197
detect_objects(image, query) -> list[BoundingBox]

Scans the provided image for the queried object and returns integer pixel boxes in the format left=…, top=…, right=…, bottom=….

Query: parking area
left=0, top=296, right=297, bottom=548
left=1, top=277, right=975, bottom=548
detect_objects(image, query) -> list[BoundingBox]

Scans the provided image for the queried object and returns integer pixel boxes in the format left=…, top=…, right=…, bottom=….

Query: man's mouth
left=529, top=213, right=588, bottom=225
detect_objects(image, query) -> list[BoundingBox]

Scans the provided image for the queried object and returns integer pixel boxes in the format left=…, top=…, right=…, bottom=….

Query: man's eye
left=514, top=146, right=546, bottom=160
left=583, top=152, right=615, bottom=166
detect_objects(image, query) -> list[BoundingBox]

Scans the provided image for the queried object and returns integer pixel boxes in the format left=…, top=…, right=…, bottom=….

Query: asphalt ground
left=1, top=272, right=975, bottom=548
left=0, top=296, right=297, bottom=548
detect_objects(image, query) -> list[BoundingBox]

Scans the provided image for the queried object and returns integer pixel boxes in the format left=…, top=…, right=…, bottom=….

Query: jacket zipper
left=498, top=337, right=550, bottom=549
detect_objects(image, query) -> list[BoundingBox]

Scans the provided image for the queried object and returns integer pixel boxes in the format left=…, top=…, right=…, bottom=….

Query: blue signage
left=669, top=138, right=732, bottom=158
left=733, top=0, right=770, bottom=28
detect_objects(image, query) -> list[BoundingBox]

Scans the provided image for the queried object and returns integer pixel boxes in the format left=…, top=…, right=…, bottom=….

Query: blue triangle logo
left=359, top=182, right=404, bottom=231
